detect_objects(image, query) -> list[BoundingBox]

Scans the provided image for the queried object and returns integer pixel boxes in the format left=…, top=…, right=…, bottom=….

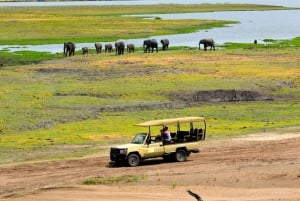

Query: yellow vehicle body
left=110, top=117, right=206, bottom=167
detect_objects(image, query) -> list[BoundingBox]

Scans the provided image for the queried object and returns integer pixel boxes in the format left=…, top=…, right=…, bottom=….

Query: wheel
left=175, top=149, right=187, bottom=162
left=127, top=153, right=140, bottom=167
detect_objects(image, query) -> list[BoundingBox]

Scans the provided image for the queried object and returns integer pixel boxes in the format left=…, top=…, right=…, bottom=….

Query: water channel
left=0, top=0, right=299, bottom=53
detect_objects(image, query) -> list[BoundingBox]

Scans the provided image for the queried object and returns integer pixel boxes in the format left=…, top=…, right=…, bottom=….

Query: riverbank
left=0, top=4, right=294, bottom=45
left=1, top=4, right=299, bottom=59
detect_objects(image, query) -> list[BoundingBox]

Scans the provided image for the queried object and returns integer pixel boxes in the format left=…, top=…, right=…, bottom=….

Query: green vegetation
left=222, top=37, right=300, bottom=49
left=0, top=4, right=293, bottom=45
left=1, top=46, right=299, bottom=164
left=0, top=4, right=299, bottom=165
left=0, top=50, right=62, bottom=67
left=82, top=175, right=146, bottom=185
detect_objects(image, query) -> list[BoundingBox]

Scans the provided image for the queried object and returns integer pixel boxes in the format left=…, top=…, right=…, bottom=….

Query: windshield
left=131, top=133, right=148, bottom=144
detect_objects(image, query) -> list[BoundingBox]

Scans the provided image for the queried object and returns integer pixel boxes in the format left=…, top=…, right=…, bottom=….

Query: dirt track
left=1, top=131, right=299, bottom=201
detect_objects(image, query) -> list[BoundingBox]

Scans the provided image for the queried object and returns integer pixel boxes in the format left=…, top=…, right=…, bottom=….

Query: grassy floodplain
left=0, top=4, right=299, bottom=165
left=0, top=4, right=296, bottom=66
left=1, top=46, right=300, bottom=164
left=0, top=4, right=294, bottom=45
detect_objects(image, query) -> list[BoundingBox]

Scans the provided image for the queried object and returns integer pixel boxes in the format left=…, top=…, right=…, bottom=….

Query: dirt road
left=1, top=131, right=299, bottom=201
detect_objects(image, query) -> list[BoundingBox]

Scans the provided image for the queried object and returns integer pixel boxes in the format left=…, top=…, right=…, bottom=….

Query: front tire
left=175, top=149, right=187, bottom=162
left=127, top=153, right=140, bottom=167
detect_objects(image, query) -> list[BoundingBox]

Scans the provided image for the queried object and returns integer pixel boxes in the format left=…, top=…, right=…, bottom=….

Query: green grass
left=82, top=175, right=146, bottom=185
left=1, top=45, right=300, bottom=164
left=222, top=37, right=300, bottom=49
left=0, top=50, right=62, bottom=67
left=0, top=4, right=294, bottom=45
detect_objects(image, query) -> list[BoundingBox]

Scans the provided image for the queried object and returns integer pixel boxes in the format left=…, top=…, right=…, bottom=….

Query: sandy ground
left=0, top=130, right=299, bottom=201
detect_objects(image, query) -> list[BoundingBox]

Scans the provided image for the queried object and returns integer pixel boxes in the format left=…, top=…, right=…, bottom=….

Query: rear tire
left=127, top=153, right=140, bottom=167
left=175, top=149, right=187, bottom=162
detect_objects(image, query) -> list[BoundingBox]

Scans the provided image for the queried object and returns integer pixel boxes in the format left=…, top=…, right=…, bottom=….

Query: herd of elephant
left=63, top=38, right=215, bottom=57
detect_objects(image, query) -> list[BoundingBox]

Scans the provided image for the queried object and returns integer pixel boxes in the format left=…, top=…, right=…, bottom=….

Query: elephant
left=115, top=41, right=125, bottom=55
left=143, top=39, right=158, bottom=53
left=199, top=38, right=215, bottom=51
left=105, top=43, right=113, bottom=53
left=127, top=43, right=135, bottom=53
left=82, top=47, right=88, bottom=55
left=160, top=39, right=169, bottom=51
left=63, top=42, right=76, bottom=57
left=94, top=43, right=102, bottom=54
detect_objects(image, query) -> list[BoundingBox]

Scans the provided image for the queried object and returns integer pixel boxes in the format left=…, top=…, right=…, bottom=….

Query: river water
left=0, top=0, right=299, bottom=53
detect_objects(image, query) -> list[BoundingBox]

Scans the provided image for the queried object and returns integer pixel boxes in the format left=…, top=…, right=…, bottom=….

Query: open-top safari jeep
left=109, top=117, right=206, bottom=167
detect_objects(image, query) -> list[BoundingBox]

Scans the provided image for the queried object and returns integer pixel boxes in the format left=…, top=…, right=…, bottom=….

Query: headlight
left=119, top=148, right=128, bottom=155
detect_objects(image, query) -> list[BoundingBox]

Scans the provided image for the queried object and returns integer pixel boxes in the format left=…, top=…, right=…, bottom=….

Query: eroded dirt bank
left=0, top=131, right=299, bottom=201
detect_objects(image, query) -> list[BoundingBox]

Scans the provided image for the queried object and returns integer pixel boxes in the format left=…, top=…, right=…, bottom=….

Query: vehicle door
left=142, top=141, right=164, bottom=158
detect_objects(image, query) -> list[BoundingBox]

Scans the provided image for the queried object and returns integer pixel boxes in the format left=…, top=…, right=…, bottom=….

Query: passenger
left=161, top=126, right=171, bottom=144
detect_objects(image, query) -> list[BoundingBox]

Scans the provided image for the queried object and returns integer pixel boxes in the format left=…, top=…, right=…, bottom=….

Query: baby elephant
left=82, top=47, right=89, bottom=55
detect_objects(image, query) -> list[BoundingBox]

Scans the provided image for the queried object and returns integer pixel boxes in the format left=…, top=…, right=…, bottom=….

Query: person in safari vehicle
left=161, top=126, right=171, bottom=144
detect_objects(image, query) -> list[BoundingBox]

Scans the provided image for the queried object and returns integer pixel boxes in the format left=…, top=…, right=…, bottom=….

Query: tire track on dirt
left=1, top=135, right=299, bottom=198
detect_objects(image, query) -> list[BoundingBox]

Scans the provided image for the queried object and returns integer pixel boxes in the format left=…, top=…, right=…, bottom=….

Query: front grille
left=110, top=148, right=126, bottom=161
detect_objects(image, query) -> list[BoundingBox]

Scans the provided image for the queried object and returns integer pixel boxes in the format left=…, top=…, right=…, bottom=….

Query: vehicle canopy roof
left=135, top=116, right=205, bottom=127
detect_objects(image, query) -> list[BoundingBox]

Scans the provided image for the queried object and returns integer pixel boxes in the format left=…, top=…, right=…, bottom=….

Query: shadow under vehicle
left=109, top=117, right=206, bottom=167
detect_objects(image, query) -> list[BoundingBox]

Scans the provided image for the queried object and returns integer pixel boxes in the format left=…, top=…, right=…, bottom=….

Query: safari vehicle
left=110, top=117, right=206, bottom=167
